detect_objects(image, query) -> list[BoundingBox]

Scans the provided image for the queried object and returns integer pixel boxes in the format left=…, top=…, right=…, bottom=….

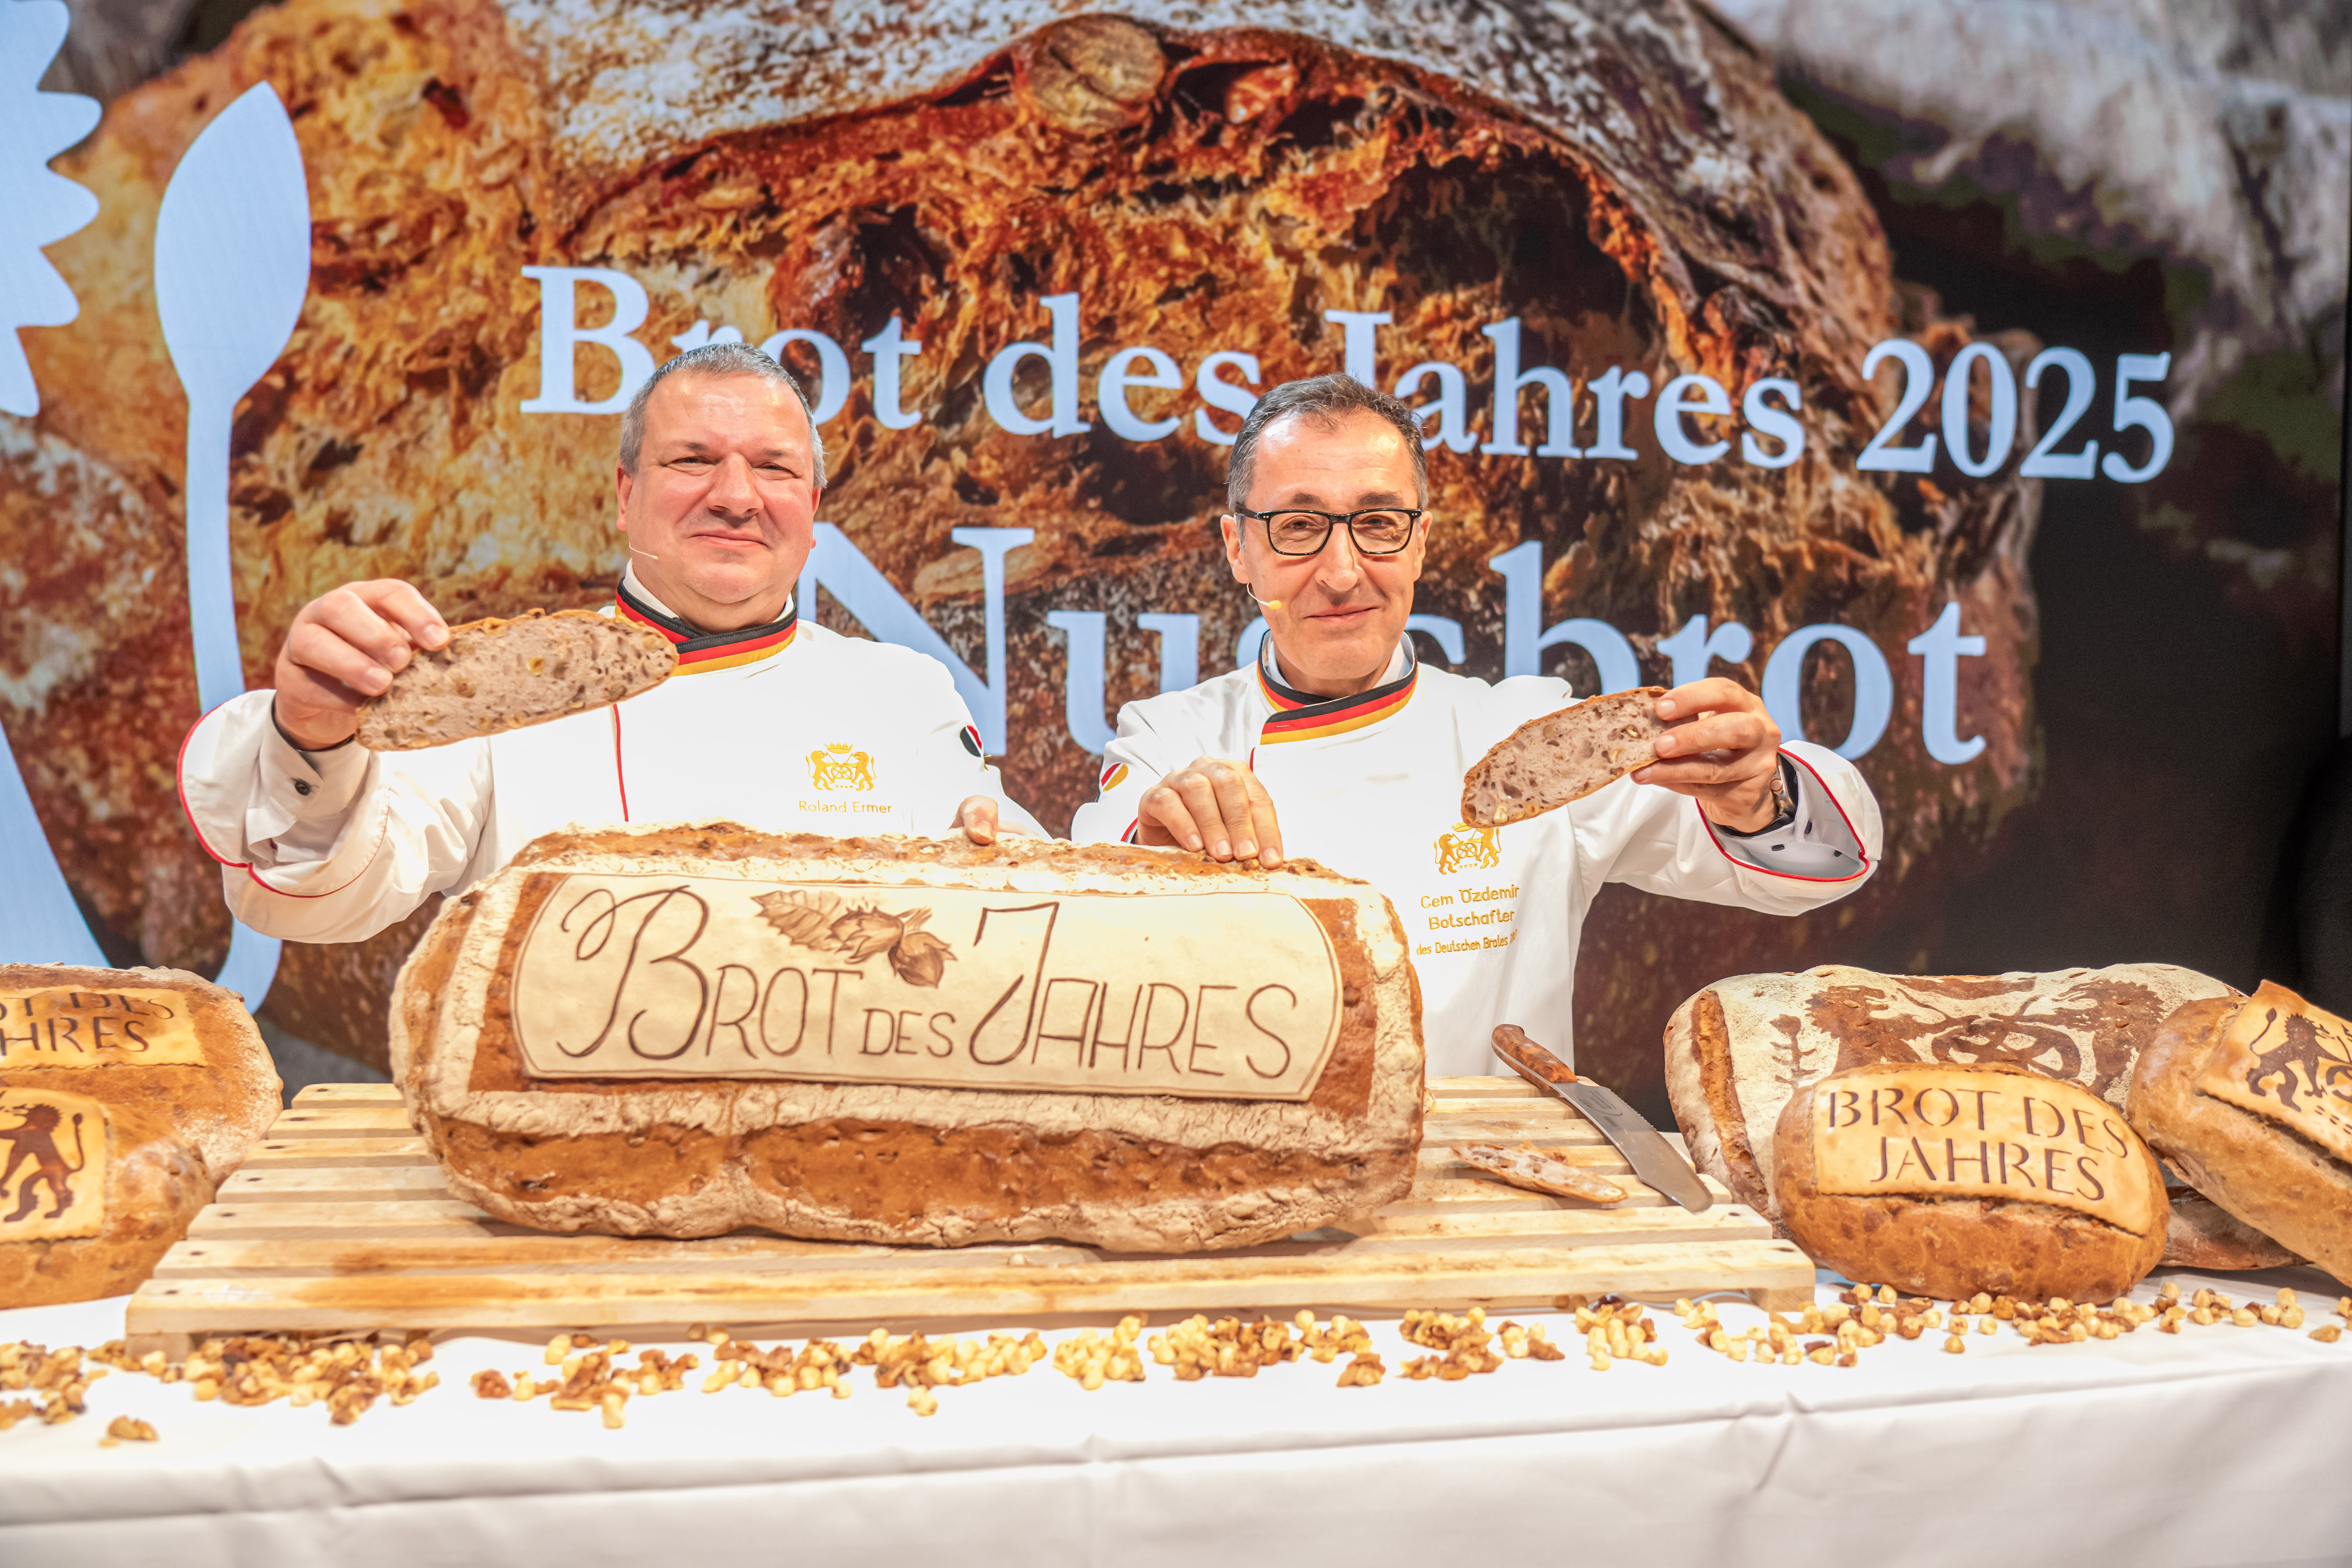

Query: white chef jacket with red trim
left=1069, top=640, right=1881, bottom=1077
left=176, top=575, right=1042, bottom=945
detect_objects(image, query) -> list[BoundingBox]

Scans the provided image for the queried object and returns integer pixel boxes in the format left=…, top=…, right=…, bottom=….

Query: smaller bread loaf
left=2162, top=1188, right=2300, bottom=1272
left=356, top=609, right=676, bottom=751
left=1460, top=688, right=1666, bottom=828
left=1665, top=963, right=2236, bottom=1225
left=0, top=964, right=278, bottom=1184
left=2127, top=983, right=2352, bottom=1286
left=1774, top=1061, right=2168, bottom=1301
left=0, top=1091, right=214, bottom=1308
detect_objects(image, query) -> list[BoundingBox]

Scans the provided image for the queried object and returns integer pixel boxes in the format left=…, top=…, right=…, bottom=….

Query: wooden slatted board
left=123, top=1077, right=1812, bottom=1352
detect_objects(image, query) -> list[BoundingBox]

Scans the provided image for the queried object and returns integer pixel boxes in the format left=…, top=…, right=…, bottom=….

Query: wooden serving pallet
left=123, top=1078, right=1813, bottom=1353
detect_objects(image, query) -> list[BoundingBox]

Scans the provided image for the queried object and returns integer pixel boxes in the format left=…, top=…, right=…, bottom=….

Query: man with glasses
left=1071, top=374, right=1880, bottom=1076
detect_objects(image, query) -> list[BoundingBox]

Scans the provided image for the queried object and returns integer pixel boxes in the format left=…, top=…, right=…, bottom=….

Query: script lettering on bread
left=0, top=1089, right=107, bottom=1243
left=2195, top=982, right=2352, bottom=1164
left=1810, top=1066, right=2159, bottom=1236
left=509, top=874, right=1343, bottom=1100
left=0, top=989, right=207, bottom=1068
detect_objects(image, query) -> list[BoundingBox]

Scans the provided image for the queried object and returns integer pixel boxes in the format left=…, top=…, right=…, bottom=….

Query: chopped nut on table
left=1053, top=1317, right=1149, bottom=1390
left=1147, top=1314, right=1303, bottom=1380
left=98, top=1416, right=157, bottom=1447
left=855, top=1327, right=1048, bottom=1412
left=1399, top=1308, right=1505, bottom=1379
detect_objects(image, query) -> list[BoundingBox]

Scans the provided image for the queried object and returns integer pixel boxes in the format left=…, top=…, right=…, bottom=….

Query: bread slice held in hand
left=1460, top=687, right=1668, bottom=827
left=1458, top=1142, right=1627, bottom=1205
left=357, top=610, right=676, bottom=751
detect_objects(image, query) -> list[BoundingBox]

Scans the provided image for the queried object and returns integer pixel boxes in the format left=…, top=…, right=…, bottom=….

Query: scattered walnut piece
left=98, top=1415, right=158, bottom=1447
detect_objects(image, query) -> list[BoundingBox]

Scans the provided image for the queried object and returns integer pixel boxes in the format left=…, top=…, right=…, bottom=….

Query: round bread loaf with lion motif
left=1774, top=1059, right=2168, bottom=1301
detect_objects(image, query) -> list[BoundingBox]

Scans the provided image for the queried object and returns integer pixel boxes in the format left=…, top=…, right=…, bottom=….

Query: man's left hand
left=1631, top=678, right=1783, bottom=831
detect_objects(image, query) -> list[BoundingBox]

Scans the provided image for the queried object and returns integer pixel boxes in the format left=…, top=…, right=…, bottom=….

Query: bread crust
left=1774, top=1062, right=2168, bottom=1301
left=0, top=963, right=278, bottom=1183
left=2162, top=1187, right=2300, bottom=1271
left=357, top=609, right=676, bottom=751
left=1460, top=688, right=1667, bottom=828
left=1665, top=964, right=2236, bottom=1228
left=395, top=822, right=1423, bottom=1250
left=0, top=1100, right=214, bottom=1309
left=2127, top=995, right=2352, bottom=1286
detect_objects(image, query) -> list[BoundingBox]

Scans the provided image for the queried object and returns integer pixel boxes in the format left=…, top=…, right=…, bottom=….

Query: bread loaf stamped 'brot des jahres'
left=0, top=966, right=274, bottom=1304
left=1774, top=1061, right=2169, bottom=1302
left=392, top=823, right=1424, bottom=1251
left=0, top=964, right=280, bottom=1184
left=1665, top=964, right=2236, bottom=1225
left=2128, top=984, right=2352, bottom=1285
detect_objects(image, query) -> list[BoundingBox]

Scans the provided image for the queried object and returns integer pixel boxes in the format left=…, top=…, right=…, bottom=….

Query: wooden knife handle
left=1492, top=1023, right=1578, bottom=1082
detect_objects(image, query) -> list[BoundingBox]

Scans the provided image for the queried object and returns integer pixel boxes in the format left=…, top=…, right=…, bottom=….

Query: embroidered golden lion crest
left=806, top=742, right=876, bottom=792
left=1434, top=822, right=1500, bottom=875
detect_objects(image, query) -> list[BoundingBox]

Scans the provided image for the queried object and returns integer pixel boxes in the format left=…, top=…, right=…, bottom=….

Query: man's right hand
left=1134, top=756, right=1284, bottom=867
left=271, top=580, right=449, bottom=750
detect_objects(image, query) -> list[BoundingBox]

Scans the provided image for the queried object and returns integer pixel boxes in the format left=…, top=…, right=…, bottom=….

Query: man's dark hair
left=1226, top=374, right=1429, bottom=514
left=618, top=340, right=825, bottom=487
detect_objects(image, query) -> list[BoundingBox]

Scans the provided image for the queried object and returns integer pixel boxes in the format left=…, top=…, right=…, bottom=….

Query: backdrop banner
left=4, top=0, right=2345, bottom=1116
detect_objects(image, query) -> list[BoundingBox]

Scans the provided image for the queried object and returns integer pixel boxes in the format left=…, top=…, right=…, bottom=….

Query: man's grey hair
left=1226, top=373, right=1429, bottom=514
left=618, top=341, right=827, bottom=489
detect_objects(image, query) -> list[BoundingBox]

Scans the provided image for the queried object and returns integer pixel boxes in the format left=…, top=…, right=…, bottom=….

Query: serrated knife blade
left=1492, top=1024, right=1712, bottom=1212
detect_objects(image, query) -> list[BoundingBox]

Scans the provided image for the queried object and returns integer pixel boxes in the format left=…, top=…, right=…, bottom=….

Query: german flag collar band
left=614, top=580, right=798, bottom=674
left=1256, top=636, right=1417, bottom=744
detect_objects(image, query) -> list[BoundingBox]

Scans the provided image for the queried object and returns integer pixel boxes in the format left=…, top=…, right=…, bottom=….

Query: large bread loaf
left=392, top=823, right=1423, bottom=1250
left=2127, top=985, right=2352, bottom=1286
left=0, top=964, right=280, bottom=1184
left=1664, top=964, right=2236, bottom=1225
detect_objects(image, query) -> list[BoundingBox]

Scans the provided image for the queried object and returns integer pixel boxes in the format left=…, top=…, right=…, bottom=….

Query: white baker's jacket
left=177, top=577, right=1043, bottom=944
left=1069, top=641, right=1882, bottom=1077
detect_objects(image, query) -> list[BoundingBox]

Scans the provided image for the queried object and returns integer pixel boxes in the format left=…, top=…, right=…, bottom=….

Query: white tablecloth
left=2, top=1267, right=2347, bottom=1568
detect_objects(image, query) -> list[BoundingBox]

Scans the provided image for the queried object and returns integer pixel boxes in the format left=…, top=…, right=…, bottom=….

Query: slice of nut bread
left=1459, top=687, right=1666, bottom=827
left=356, top=609, right=676, bottom=751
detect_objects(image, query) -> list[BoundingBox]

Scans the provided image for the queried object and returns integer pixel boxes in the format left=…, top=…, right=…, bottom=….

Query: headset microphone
left=1243, top=584, right=1283, bottom=609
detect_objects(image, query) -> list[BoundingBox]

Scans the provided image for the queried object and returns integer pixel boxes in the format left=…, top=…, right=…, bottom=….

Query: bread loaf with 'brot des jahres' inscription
left=392, top=822, right=1424, bottom=1251
left=1665, top=964, right=2237, bottom=1227
left=0, top=964, right=279, bottom=1184
left=1774, top=1060, right=2169, bottom=1301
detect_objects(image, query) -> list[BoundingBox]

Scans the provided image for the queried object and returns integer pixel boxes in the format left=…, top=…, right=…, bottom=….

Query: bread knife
left=1490, top=1024, right=1712, bottom=1212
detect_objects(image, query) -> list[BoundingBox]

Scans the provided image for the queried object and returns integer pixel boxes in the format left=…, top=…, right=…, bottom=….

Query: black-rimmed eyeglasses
left=1234, top=507, right=1425, bottom=557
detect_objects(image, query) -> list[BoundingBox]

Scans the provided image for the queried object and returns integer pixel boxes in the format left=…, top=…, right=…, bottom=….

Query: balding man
left=1072, top=375, right=1881, bottom=1077
left=179, top=342, right=1040, bottom=943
